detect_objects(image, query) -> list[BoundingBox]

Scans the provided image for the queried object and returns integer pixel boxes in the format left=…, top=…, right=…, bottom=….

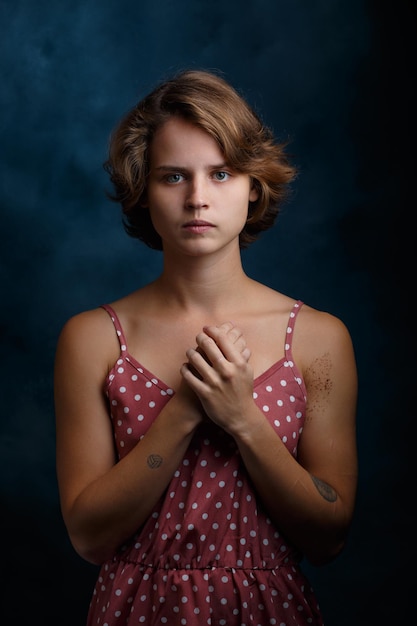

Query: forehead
left=150, top=117, right=224, bottom=164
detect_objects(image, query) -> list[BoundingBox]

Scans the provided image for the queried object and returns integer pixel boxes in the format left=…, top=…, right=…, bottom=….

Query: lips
left=182, top=219, right=215, bottom=233
left=183, top=220, right=214, bottom=227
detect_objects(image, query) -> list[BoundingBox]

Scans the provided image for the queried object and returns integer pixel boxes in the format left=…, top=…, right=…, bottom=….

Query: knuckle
left=230, top=327, right=243, bottom=342
left=200, top=336, right=215, bottom=352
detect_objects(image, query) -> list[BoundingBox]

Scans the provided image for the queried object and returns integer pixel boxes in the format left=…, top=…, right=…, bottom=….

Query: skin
left=54, top=117, right=358, bottom=568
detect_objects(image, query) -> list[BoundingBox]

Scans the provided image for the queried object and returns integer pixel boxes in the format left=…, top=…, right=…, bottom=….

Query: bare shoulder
left=56, top=306, right=120, bottom=369
left=296, top=303, right=354, bottom=345
left=293, top=303, right=357, bottom=378
left=58, top=306, right=114, bottom=343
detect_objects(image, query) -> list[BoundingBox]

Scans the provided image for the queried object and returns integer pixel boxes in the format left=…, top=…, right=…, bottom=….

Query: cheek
left=148, top=199, right=175, bottom=238
left=148, top=205, right=163, bottom=234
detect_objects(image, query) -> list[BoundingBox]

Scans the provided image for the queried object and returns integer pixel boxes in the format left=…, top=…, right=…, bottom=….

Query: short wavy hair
left=104, top=69, right=297, bottom=250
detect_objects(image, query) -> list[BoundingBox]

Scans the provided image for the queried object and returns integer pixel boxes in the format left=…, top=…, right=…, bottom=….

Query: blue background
left=1, top=1, right=415, bottom=623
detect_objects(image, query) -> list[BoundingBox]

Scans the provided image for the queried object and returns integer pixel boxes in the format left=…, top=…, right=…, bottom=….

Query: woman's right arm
left=54, top=308, right=202, bottom=565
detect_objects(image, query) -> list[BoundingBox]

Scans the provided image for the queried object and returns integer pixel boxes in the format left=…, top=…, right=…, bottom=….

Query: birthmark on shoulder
left=147, top=454, right=163, bottom=469
left=304, top=352, right=333, bottom=418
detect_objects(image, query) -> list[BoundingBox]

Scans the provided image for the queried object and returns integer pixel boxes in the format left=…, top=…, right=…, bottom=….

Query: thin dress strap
left=101, top=304, right=128, bottom=355
left=100, top=301, right=304, bottom=364
left=284, top=300, right=304, bottom=362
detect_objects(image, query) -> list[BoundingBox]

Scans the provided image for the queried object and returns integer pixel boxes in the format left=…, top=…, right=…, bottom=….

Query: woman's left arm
left=237, top=311, right=358, bottom=566
left=182, top=312, right=358, bottom=566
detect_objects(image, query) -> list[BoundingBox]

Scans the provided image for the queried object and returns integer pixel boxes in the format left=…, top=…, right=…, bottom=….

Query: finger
left=186, top=346, right=215, bottom=372
left=180, top=362, right=213, bottom=401
left=217, top=321, right=235, bottom=333
left=201, top=325, right=248, bottom=363
left=214, top=322, right=243, bottom=345
left=242, top=347, right=251, bottom=362
left=201, top=325, right=245, bottom=354
left=194, top=332, right=229, bottom=367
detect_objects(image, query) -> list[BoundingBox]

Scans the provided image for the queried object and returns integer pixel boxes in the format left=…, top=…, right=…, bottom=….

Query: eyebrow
left=154, top=163, right=229, bottom=172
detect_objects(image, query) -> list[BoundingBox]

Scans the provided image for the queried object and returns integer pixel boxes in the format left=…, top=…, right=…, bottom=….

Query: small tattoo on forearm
left=311, top=475, right=337, bottom=502
left=147, top=454, right=163, bottom=469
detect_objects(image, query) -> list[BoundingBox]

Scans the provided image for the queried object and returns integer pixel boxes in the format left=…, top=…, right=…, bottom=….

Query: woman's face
left=145, top=116, right=258, bottom=258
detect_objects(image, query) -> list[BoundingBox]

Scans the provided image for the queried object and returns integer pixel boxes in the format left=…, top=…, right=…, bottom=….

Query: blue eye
left=214, top=171, right=229, bottom=181
left=166, top=173, right=184, bottom=183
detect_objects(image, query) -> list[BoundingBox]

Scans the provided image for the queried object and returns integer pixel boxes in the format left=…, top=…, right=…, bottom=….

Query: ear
left=249, top=185, right=259, bottom=202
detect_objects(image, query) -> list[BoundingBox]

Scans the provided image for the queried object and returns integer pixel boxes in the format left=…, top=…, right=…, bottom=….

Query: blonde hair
left=105, top=69, right=297, bottom=249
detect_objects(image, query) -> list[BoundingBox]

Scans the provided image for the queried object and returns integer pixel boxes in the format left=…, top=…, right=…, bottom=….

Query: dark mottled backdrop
left=1, top=1, right=415, bottom=624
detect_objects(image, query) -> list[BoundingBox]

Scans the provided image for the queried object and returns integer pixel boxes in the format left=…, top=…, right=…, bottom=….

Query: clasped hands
left=179, top=321, right=254, bottom=434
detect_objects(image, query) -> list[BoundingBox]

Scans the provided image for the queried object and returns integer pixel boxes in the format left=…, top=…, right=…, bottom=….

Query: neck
left=153, top=246, right=250, bottom=313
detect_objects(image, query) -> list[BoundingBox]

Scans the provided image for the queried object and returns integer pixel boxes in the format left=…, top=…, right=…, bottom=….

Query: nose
left=185, top=176, right=209, bottom=210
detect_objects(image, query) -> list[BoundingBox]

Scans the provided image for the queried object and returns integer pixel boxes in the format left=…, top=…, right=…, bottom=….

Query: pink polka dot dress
left=86, top=300, right=324, bottom=625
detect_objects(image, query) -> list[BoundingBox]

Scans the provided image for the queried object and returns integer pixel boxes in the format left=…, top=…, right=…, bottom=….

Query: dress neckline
left=122, top=350, right=289, bottom=394
left=102, top=299, right=304, bottom=393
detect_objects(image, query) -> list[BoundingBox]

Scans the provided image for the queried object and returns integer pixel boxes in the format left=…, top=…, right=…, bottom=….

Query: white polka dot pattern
left=86, top=301, right=323, bottom=625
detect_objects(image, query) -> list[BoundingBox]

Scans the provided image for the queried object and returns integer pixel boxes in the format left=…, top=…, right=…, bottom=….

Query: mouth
left=182, top=220, right=215, bottom=233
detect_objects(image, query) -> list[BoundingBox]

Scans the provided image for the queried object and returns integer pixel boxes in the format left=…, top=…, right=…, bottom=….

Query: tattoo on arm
left=311, top=475, right=337, bottom=502
left=147, top=454, right=163, bottom=469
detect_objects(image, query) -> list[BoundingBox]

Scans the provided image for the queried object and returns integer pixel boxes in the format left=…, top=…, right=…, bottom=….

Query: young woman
left=54, top=69, right=358, bottom=625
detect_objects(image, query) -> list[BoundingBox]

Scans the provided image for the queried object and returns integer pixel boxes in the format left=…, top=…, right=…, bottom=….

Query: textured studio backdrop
left=0, top=1, right=415, bottom=624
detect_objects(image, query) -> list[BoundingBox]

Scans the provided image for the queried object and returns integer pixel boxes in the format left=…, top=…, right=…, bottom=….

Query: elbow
left=302, top=516, right=351, bottom=566
left=62, top=502, right=120, bottom=566
left=64, top=516, right=119, bottom=565
left=304, top=538, right=346, bottom=567
left=70, top=532, right=116, bottom=566
left=304, top=498, right=355, bottom=566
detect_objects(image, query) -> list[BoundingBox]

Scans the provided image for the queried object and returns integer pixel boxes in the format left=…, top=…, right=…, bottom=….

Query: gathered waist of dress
left=108, top=549, right=302, bottom=573
left=112, top=530, right=302, bottom=572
